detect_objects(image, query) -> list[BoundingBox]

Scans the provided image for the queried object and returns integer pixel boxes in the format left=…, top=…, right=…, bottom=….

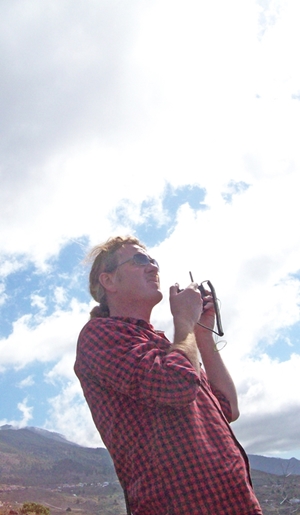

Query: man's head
left=88, top=236, right=162, bottom=319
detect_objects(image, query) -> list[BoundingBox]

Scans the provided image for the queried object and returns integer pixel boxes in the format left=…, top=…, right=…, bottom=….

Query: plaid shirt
left=74, top=316, right=262, bottom=515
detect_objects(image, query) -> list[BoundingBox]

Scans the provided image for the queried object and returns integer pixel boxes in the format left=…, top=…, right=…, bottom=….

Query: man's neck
left=109, top=303, right=152, bottom=323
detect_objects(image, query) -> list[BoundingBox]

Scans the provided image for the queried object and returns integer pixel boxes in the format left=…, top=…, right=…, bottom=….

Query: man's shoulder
left=76, top=317, right=130, bottom=353
left=79, top=316, right=126, bottom=336
left=79, top=316, right=152, bottom=336
left=78, top=316, right=168, bottom=344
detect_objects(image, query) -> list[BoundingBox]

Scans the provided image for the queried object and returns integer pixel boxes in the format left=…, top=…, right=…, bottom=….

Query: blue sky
left=1, top=0, right=300, bottom=460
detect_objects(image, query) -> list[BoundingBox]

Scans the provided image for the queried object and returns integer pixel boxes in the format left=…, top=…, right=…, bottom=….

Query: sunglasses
left=111, top=253, right=159, bottom=271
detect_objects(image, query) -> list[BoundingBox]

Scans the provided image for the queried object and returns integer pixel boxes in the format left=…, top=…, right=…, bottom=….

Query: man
left=74, top=235, right=262, bottom=515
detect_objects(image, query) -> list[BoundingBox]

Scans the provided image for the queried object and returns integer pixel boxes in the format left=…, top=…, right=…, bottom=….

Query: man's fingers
left=169, top=284, right=180, bottom=297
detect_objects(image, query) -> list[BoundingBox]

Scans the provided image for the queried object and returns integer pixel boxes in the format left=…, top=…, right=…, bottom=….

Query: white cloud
left=0, top=398, right=34, bottom=428
left=17, top=398, right=34, bottom=427
left=45, top=352, right=78, bottom=384
left=17, top=375, right=35, bottom=388
left=0, top=299, right=89, bottom=369
left=233, top=351, right=300, bottom=457
left=0, top=257, right=24, bottom=278
left=0, top=283, right=8, bottom=307
left=44, top=381, right=101, bottom=448
left=53, top=286, right=67, bottom=308
left=31, top=294, right=47, bottom=314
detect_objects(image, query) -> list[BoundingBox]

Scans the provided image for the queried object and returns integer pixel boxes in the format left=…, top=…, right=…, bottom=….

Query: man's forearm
left=168, top=284, right=203, bottom=376
left=195, top=328, right=239, bottom=420
left=168, top=328, right=200, bottom=375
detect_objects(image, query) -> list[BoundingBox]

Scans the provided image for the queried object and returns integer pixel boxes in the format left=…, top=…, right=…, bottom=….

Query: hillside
left=249, top=454, right=300, bottom=476
left=0, top=426, right=117, bottom=487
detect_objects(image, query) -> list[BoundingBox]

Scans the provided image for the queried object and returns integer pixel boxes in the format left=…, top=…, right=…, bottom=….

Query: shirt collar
left=111, top=316, right=165, bottom=336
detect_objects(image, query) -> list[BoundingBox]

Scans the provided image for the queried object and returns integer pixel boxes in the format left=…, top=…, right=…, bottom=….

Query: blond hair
left=87, top=235, right=146, bottom=317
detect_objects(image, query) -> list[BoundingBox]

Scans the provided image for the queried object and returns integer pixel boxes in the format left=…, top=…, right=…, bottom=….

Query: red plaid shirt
left=74, top=316, right=262, bottom=515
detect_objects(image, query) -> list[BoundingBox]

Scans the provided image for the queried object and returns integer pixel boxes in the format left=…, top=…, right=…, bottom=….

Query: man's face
left=112, top=244, right=163, bottom=307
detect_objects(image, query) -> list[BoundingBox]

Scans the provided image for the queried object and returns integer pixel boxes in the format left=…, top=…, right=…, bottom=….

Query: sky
left=1, top=0, right=300, bottom=460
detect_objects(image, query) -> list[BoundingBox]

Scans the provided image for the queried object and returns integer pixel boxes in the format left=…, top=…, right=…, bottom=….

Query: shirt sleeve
left=209, top=383, right=233, bottom=423
left=75, top=318, right=201, bottom=407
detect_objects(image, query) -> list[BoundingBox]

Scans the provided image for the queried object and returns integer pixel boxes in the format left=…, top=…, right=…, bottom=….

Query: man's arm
left=168, top=284, right=203, bottom=376
left=75, top=316, right=202, bottom=407
left=195, top=298, right=240, bottom=421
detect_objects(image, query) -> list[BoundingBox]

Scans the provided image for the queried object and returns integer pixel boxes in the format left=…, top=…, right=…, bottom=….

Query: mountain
left=248, top=454, right=300, bottom=476
left=0, top=425, right=117, bottom=487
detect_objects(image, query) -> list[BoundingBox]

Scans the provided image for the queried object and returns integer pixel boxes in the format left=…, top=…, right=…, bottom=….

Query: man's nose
left=146, top=260, right=159, bottom=271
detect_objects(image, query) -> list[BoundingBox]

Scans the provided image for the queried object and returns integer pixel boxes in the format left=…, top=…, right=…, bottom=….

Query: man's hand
left=168, top=284, right=203, bottom=375
left=198, top=289, right=216, bottom=333
left=170, top=283, right=203, bottom=337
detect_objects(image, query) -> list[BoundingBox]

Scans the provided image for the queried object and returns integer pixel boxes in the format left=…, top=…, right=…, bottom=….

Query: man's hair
left=87, top=235, right=146, bottom=318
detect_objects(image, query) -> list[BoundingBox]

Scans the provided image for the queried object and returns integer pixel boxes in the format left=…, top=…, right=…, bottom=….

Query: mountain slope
left=0, top=426, right=116, bottom=486
left=248, top=454, right=300, bottom=476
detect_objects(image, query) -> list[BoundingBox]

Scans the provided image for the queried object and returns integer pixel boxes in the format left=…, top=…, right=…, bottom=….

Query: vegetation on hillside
left=0, top=501, right=50, bottom=515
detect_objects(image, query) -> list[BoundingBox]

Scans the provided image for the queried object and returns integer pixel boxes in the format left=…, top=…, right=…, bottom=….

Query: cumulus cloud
left=0, top=398, right=34, bottom=428
left=0, top=299, right=89, bottom=369
left=44, top=381, right=101, bottom=447
left=30, top=294, right=47, bottom=314
left=17, top=375, right=35, bottom=388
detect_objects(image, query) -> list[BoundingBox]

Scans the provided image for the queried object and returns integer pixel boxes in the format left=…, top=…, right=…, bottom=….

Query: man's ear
left=99, top=272, right=118, bottom=293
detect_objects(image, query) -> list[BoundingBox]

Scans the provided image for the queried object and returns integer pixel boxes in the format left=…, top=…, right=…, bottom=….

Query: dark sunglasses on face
left=112, top=253, right=159, bottom=271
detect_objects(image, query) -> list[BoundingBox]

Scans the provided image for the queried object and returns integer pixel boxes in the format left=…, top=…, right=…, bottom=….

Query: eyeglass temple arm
left=189, top=273, right=224, bottom=337
left=205, top=280, right=224, bottom=337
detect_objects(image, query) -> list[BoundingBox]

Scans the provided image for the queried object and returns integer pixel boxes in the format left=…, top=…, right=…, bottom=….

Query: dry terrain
left=1, top=471, right=300, bottom=515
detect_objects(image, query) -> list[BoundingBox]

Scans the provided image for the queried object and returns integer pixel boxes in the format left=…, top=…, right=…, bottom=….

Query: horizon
left=1, top=424, right=300, bottom=464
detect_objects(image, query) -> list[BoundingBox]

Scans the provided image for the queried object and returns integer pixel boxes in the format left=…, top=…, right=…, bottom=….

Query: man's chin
left=153, top=290, right=163, bottom=305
